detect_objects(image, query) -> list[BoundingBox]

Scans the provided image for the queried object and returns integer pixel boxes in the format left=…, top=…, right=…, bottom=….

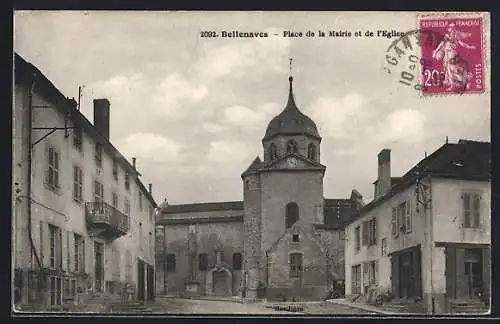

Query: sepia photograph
left=12, top=11, right=491, bottom=316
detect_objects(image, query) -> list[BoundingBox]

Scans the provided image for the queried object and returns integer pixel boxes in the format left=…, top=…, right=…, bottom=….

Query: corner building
left=13, top=53, right=157, bottom=311
left=156, top=76, right=363, bottom=301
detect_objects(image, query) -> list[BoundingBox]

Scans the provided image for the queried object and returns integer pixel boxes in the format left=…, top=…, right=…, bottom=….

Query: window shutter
left=362, top=262, right=369, bottom=286
left=391, top=208, right=397, bottom=236
left=61, top=229, right=68, bottom=271
left=58, top=228, right=63, bottom=270
left=473, top=194, right=481, bottom=227
left=406, top=200, right=412, bottom=233
left=375, top=261, right=379, bottom=285
left=362, top=221, right=368, bottom=246
left=42, top=221, right=50, bottom=268
left=373, top=218, right=377, bottom=244
left=463, top=193, right=471, bottom=227
left=68, top=231, right=75, bottom=272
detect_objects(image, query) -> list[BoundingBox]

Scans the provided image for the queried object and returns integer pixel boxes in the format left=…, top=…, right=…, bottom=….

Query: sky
left=14, top=11, right=491, bottom=205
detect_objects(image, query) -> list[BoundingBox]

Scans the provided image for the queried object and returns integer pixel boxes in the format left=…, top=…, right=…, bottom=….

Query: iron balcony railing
left=85, top=201, right=129, bottom=234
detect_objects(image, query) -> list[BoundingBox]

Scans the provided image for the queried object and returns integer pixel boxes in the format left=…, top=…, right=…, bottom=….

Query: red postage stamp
left=419, top=16, right=484, bottom=96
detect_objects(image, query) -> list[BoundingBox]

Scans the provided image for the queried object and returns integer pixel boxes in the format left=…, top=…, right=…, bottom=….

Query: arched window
left=286, top=140, right=298, bottom=154
left=245, top=179, right=250, bottom=190
left=269, top=144, right=278, bottom=160
left=307, top=143, right=316, bottom=160
left=198, top=253, right=208, bottom=271
left=285, top=202, right=299, bottom=228
left=232, top=252, right=242, bottom=270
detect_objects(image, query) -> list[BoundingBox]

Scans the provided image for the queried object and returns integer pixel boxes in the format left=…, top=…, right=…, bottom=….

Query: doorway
left=212, top=270, right=230, bottom=296
left=464, top=248, right=483, bottom=298
left=399, top=252, right=413, bottom=298
left=137, top=259, right=145, bottom=301
left=147, top=264, right=155, bottom=301
left=94, top=241, right=104, bottom=292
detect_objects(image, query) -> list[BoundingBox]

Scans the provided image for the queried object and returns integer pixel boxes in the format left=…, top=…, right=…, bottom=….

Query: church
left=155, top=75, right=365, bottom=301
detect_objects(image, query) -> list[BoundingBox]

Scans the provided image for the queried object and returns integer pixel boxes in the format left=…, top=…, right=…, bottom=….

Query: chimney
left=375, top=149, right=391, bottom=199
left=350, top=189, right=364, bottom=207
left=132, top=157, right=136, bottom=169
left=148, top=183, right=152, bottom=194
left=93, top=99, right=110, bottom=139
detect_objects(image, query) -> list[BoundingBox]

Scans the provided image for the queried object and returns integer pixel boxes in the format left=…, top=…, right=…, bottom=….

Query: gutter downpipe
left=27, top=77, right=44, bottom=301
left=427, top=175, right=434, bottom=314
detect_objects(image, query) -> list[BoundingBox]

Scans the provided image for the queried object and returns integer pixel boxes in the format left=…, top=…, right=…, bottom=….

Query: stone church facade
left=156, top=76, right=364, bottom=301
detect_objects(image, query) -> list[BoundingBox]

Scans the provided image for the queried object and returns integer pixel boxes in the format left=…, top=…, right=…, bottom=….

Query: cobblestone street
left=142, top=297, right=378, bottom=315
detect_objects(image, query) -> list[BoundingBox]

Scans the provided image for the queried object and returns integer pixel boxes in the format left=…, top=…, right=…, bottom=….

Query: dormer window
left=286, top=140, right=298, bottom=154
left=292, top=234, right=300, bottom=242
left=307, top=143, right=316, bottom=160
left=269, top=144, right=278, bottom=161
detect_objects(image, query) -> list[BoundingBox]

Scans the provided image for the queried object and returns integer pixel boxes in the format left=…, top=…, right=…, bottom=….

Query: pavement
left=144, top=296, right=380, bottom=315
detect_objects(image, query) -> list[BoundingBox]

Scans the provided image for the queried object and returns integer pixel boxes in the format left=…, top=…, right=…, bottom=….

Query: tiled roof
left=161, top=201, right=244, bottom=214
left=241, top=156, right=263, bottom=177
left=323, top=198, right=359, bottom=229
left=345, top=139, right=490, bottom=226
left=14, top=53, right=157, bottom=207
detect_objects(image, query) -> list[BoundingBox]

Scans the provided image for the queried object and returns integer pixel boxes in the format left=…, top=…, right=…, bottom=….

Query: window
left=354, top=226, right=361, bottom=252
left=112, top=192, right=118, bottom=208
left=286, top=140, right=298, bottom=153
left=74, top=234, right=85, bottom=273
left=47, top=147, right=60, bottom=189
left=95, top=142, right=103, bottom=167
left=362, top=221, right=369, bottom=246
left=307, top=143, right=316, bottom=160
left=49, top=276, right=62, bottom=306
left=149, top=206, right=154, bottom=222
left=199, top=253, right=208, bottom=271
left=289, top=253, right=303, bottom=278
left=392, top=201, right=412, bottom=236
left=139, top=191, right=143, bottom=211
left=125, top=198, right=130, bottom=215
left=71, top=279, right=76, bottom=298
left=463, top=192, right=481, bottom=228
left=73, top=126, right=83, bottom=151
left=49, top=224, right=62, bottom=269
left=233, top=252, right=242, bottom=270
left=292, top=234, right=300, bottom=242
left=166, top=254, right=176, bottom=272
left=125, top=172, right=130, bottom=190
left=94, top=180, right=104, bottom=203
left=285, top=202, right=299, bottom=228
left=269, top=143, right=278, bottom=160
left=381, top=238, right=387, bottom=256
left=391, top=207, right=398, bottom=237
left=112, top=160, right=118, bottom=181
left=73, top=165, right=83, bottom=203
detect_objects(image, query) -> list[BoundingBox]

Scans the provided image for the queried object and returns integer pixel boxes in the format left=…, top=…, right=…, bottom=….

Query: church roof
left=161, top=201, right=243, bottom=214
left=263, top=76, right=320, bottom=141
left=241, top=156, right=263, bottom=177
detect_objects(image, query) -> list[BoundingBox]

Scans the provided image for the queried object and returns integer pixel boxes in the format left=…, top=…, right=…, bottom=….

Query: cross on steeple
left=289, top=57, right=293, bottom=76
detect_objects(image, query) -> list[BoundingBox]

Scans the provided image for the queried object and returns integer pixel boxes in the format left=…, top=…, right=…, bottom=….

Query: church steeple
left=263, top=59, right=320, bottom=141
left=286, top=58, right=298, bottom=110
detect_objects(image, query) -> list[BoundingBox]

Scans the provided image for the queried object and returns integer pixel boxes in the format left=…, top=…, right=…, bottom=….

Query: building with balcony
left=12, top=53, right=158, bottom=311
left=343, top=139, right=490, bottom=314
